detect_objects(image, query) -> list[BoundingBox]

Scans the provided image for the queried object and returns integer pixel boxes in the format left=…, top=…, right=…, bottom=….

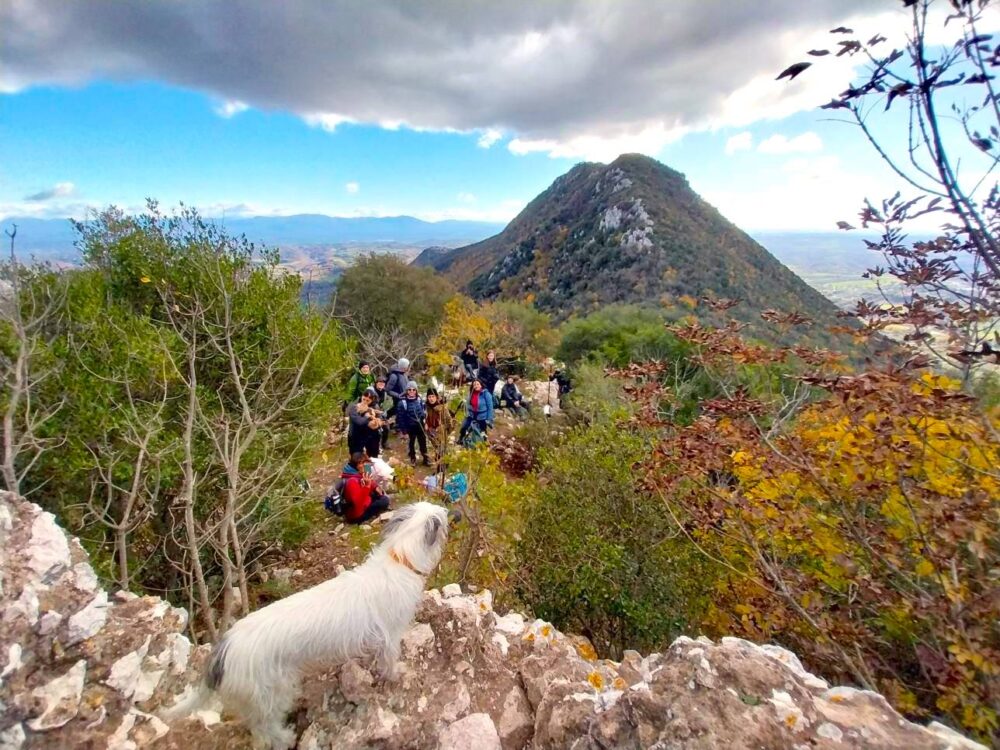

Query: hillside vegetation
left=415, top=154, right=850, bottom=348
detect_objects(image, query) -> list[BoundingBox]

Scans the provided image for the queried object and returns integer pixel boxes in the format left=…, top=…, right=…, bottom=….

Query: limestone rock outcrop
left=0, top=491, right=987, bottom=750
left=0, top=491, right=208, bottom=749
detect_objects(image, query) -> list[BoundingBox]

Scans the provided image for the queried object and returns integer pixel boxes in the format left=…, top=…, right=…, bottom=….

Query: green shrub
left=556, top=305, right=691, bottom=367
left=516, top=422, right=719, bottom=658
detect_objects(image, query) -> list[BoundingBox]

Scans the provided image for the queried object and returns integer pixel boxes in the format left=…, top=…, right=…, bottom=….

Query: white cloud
left=345, top=181, right=360, bottom=194
left=303, top=112, right=354, bottom=133
left=456, top=192, right=477, bottom=203
left=757, top=132, right=823, bottom=155
left=0, top=1, right=887, bottom=160
left=24, top=182, right=75, bottom=202
left=725, top=132, right=753, bottom=155
left=477, top=128, right=502, bottom=148
left=509, top=122, right=688, bottom=162
left=214, top=100, right=249, bottom=118
left=703, top=153, right=909, bottom=232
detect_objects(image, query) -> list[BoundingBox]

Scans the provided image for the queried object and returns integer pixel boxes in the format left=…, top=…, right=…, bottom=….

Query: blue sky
left=1, top=1, right=995, bottom=231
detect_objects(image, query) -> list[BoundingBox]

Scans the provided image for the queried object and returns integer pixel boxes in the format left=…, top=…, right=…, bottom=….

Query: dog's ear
left=381, top=504, right=417, bottom=539
left=423, top=515, right=443, bottom=547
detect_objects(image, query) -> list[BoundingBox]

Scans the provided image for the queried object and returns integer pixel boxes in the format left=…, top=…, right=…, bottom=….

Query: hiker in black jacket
left=458, top=341, right=479, bottom=380
left=346, top=388, right=385, bottom=458
left=478, top=349, right=500, bottom=399
left=373, top=374, right=390, bottom=448
left=500, top=375, right=530, bottom=418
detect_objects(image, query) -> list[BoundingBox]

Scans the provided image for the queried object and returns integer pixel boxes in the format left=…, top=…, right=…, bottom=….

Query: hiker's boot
left=409, top=455, right=417, bottom=465
left=422, top=455, right=431, bottom=467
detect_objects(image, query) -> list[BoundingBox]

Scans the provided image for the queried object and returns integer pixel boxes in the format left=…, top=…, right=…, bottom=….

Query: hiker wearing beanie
left=384, top=357, right=410, bottom=428
left=396, top=380, right=430, bottom=465
left=343, top=360, right=375, bottom=409
left=458, top=341, right=479, bottom=381
left=424, top=387, right=454, bottom=464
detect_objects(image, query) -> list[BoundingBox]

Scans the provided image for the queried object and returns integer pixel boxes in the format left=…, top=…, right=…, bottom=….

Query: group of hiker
left=343, top=357, right=455, bottom=467
left=332, top=341, right=568, bottom=525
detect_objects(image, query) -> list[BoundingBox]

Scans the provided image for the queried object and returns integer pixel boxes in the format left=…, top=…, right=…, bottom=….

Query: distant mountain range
left=0, top=214, right=506, bottom=263
left=1, top=205, right=897, bottom=318
left=414, top=154, right=854, bottom=346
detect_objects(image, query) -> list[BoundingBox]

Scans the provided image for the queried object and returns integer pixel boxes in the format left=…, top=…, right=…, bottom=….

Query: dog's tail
left=159, top=635, right=230, bottom=722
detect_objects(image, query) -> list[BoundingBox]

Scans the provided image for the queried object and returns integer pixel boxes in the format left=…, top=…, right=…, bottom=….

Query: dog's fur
left=161, top=502, right=451, bottom=749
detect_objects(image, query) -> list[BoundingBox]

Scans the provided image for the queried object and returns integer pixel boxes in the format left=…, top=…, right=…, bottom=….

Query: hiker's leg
left=358, top=493, right=391, bottom=522
left=458, top=415, right=473, bottom=444
left=408, top=431, right=417, bottom=461
left=416, top=431, right=428, bottom=462
left=365, top=433, right=381, bottom=459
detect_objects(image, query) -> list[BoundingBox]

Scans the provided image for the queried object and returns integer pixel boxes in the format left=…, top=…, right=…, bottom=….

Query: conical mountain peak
left=415, top=154, right=843, bottom=344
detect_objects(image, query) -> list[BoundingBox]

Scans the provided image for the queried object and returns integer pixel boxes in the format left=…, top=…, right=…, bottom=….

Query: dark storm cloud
left=1, top=1, right=882, bottom=152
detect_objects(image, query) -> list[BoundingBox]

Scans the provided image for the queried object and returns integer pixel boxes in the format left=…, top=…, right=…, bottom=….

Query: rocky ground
left=0, top=489, right=989, bottom=750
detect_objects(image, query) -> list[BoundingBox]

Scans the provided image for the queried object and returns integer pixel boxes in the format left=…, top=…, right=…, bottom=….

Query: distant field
left=755, top=232, right=907, bottom=310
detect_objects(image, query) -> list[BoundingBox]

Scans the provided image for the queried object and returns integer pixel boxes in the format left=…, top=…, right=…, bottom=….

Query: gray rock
left=26, top=511, right=70, bottom=582
left=439, top=713, right=502, bottom=750
left=106, top=636, right=151, bottom=698
left=339, top=660, right=374, bottom=704
left=0, top=723, right=25, bottom=750
left=36, top=610, right=62, bottom=635
left=25, top=660, right=86, bottom=731
left=65, top=590, right=108, bottom=645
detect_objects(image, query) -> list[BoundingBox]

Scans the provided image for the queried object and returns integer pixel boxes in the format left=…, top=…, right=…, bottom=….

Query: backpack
left=461, top=420, right=487, bottom=449
left=323, top=478, right=348, bottom=516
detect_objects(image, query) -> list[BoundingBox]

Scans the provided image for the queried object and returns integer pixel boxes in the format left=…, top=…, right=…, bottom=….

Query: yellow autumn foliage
left=659, top=369, right=1000, bottom=741
left=426, top=296, right=492, bottom=373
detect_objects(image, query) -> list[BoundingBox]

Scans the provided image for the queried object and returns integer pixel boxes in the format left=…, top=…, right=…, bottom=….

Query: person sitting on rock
left=396, top=380, right=430, bottom=466
left=458, top=377, right=494, bottom=446
left=500, top=375, right=530, bottom=418
left=340, top=452, right=392, bottom=524
left=458, top=341, right=479, bottom=381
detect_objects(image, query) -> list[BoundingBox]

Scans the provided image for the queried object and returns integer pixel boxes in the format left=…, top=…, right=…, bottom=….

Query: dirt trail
left=262, top=413, right=531, bottom=597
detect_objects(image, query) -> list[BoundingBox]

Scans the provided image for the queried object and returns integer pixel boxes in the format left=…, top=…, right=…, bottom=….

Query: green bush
left=556, top=305, right=691, bottom=367
left=516, top=422, right=719, bottom=658
left=333, top=253, right=453, bottom=349
left=560, top=363, right=633, bottom=425
left=17, top=204, right=351, bottom=614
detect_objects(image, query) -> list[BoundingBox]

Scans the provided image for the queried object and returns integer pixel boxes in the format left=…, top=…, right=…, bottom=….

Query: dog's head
left=380, top=502, right=457, bottom=576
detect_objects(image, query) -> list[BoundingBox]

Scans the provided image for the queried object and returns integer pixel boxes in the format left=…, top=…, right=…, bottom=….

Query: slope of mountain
left=415, top=154, right=847, bottom=341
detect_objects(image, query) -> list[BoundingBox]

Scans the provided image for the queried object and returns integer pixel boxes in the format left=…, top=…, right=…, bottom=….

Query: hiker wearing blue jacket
left=458, top=377, right=494, bottom=445
left=396, top=380, right=430, bottom=466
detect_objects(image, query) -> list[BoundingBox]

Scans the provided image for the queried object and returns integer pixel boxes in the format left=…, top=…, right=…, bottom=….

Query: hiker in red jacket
left=341, top=452, right=392, bottom=524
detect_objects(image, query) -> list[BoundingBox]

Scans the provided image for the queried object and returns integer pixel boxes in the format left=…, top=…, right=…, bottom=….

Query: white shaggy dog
left=162, top=502, right=455, bottom=749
